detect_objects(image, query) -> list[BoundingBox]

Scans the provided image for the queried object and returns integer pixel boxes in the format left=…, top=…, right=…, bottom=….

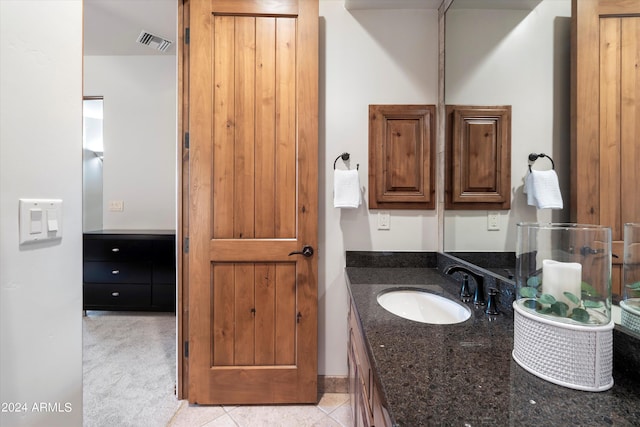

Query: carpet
left=83, top=311, right=181, bottom=427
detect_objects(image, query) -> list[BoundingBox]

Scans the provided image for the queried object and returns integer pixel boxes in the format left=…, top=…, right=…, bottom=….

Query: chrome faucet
left=443, top=265, right=486, bottom=306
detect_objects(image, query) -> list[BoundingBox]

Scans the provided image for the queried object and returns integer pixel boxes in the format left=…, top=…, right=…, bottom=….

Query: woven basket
left=620, top=300, right=640, bottom=333
left=512, top=302, right=614, bottom=392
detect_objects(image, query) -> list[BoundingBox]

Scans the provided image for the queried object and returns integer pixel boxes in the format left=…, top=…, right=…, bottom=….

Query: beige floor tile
left=310, top=414, right=344, bottom=427
left=226, top=404, right=327, bottom=427
left=316, top=393, right=350, bottom=415
left=167, top=401, right=227, bottom=427
left=202, top=413, right=240, bottom=427
left=327, top=401, right=353, bottom=427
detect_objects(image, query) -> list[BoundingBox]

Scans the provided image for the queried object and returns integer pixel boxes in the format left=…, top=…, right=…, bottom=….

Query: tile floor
left=167, top=393, right=353, bottom=427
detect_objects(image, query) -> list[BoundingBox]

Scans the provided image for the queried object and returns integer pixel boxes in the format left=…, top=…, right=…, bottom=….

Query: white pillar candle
left=542, top=259, right=582, bottom=309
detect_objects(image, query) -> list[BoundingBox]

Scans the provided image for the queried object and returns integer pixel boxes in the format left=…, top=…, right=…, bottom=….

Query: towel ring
left=528, top=153, right=555, bottom=172
left=333, top=152, right=359, bottom=170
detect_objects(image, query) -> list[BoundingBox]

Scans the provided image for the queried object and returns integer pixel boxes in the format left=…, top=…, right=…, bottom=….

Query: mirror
left=443, top=0, right=572, bottom=278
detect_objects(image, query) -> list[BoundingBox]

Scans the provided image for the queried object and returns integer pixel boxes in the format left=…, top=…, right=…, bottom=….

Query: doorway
left=81, top=0, right=182, bottom=422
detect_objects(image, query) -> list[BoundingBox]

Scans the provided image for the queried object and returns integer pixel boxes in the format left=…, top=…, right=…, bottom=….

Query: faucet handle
left=485, top=288, right=500, bottom=315
left=460, top=273, right=472, bottom=302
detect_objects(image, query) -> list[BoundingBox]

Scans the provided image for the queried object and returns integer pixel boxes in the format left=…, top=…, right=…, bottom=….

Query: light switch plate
left=19, top=199, right=63, bottom=244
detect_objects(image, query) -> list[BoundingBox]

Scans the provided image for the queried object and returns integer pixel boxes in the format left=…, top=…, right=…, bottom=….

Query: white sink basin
left=377, top=289, right=471, bottom=324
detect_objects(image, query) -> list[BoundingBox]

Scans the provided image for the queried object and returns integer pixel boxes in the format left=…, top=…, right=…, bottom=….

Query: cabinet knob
left=111, top=270, right=120, bottom=275
left=111, top=248, right=120, bottom=252
left=111, top=292, right=120, bottom=297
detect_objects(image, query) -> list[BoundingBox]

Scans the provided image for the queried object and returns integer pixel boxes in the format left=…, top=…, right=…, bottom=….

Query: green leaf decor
left=571, top=308, right=590, bottom=323
left=521, top=277, right=609, bottom=325
left=520, top=287, right=538, bottom=298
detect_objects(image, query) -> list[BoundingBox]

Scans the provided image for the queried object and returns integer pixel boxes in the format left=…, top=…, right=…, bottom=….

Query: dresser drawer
left=83, top=231, right=175, bottom=312
left=153, top=239, right=175, bottom=262
left=84, top=261, right=151, bottom=284
left=84, top=283, right=151, bottom=308
left=84, top=238, right=153, bottom=261
left=152, top=283, right=175, bottom=310
left=153, top=262, right=176, bottom=284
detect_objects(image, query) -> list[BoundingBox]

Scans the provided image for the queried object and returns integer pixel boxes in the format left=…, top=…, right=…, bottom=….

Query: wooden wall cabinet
left=445, top=105, right=511, bottom=210
left=348, top=298, right=392, bottom=427
left=368, top=104, right=436, bottom=210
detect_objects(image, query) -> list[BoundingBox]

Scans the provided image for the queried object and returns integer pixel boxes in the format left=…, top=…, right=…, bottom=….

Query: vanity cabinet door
left=372, top=386, right=392, bottom=427
left=349, top=330, right=373, bottom=427
left=348, top=298, right=390, bottom=427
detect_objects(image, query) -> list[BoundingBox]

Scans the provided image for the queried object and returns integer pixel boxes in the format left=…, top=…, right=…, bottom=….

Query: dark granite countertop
left=346, top=266, right=640, bottom=427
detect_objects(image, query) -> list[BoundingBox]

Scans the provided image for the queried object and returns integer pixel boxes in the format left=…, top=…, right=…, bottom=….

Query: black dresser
left=83, top=230, right=176, bottom=312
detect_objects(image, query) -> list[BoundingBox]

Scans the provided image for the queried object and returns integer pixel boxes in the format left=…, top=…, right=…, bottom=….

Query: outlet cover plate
left=487, top=211, right=500, bottom=231
left=378, top=212, right=390, bottom=230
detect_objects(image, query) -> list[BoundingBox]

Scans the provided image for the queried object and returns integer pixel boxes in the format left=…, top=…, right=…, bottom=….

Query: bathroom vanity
left=83, top=230, right=176, bottom=312
left=346, top=252, right=640, bottom=426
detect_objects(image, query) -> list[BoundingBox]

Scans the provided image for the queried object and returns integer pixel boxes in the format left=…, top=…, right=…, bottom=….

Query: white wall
left=84, top=55, right=176, bottom=230
left=319, top=0, right=439, bottom=375
left=444, top=0, right=572, bottom=252
left=0, top=2, right=83, bottom=426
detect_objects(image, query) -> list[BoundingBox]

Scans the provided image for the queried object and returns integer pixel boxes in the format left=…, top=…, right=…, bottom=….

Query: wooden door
left=187, top=0, right=318, bottom=404
left=572, top=0, right=640, bottom=295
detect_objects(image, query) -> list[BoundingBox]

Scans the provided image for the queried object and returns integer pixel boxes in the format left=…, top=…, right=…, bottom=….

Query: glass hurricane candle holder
left=512, top=223, right=613, bottom=392
left=621, top=223, right=640, bottom=333
left=515, top=223, right=612, bottom=325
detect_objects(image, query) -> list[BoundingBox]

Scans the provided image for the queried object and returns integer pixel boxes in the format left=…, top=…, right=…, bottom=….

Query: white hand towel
left=334, top=169, right=360, bottom=208
left=525, top=169, right=563, bottom=209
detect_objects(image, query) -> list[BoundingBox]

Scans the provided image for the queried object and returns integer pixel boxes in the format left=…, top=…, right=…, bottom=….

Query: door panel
left=573, top=0, right=640, bottom=295
left=188, top=0, right=318, bottom=404
left=621, top=18, right=640, bottom=225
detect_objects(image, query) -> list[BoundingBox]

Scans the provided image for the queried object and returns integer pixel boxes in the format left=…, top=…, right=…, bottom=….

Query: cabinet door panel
left=369, top=104, right=436, bottom=209
left=445, top=105, right=511, bottom=210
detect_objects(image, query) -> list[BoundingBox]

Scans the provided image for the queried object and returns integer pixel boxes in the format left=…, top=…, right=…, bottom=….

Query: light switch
left=47, top=209, right=59, bottom=232
left=30, top=208, right=43, bottom=234
left=19, top=199, right=63, bottom=244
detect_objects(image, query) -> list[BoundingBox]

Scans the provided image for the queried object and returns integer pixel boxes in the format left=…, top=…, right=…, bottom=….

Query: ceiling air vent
left=136, top=31, right=172, bottom=52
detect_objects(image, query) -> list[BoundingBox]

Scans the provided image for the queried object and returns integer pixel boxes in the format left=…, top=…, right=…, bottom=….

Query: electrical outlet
left=487, top=211, right=499, bottom=231
left=377, top=212, right=390, bottom=230
left=109, top=200, right=124, bottom=212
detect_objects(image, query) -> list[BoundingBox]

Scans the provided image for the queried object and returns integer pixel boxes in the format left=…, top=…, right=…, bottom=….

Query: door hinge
left=184, top=237, right=189, bottom=253
left=184, top=132, right=189, bottom=149
left=184, top=341, right=189, bottom=358
left=185, top=27, right=190, bottom=45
